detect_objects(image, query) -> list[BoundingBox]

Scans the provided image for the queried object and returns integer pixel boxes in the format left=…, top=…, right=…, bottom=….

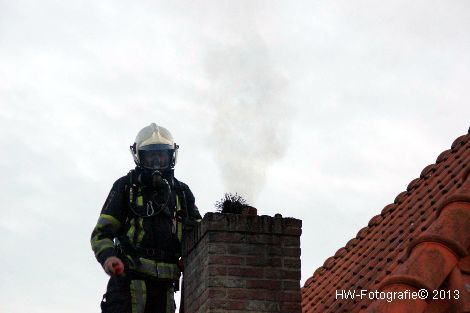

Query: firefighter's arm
left=90, top=176, right=127, bottom=270
left=182, top=186, right=202, bottom=228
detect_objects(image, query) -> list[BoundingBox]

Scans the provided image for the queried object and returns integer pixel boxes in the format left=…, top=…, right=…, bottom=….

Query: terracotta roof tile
left=302, top=131, right=470, bottom=313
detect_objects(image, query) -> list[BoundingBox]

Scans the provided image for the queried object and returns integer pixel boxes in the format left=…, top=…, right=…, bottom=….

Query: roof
left=301, top=131, right=470, bottom=313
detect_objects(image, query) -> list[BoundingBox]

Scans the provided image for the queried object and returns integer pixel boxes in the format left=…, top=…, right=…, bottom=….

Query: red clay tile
left=436, top=149, right=452, bottom=163
left=406, top=178, right=421, bottom=192
left=420, top=163, right=436, bottom=179
left=380, top=203, right=397, bottom=215
left=460, top=255, right=470, bottom=274
left=334, top=247, right=348, bottom=258
left=394, top=191, right=408, bottom=205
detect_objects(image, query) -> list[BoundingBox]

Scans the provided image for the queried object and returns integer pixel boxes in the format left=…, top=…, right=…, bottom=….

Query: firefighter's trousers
left=101, top=275, right=176, bottom=313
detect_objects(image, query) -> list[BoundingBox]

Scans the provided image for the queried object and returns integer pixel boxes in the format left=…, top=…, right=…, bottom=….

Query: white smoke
left=205, top=35, right=292, bottom=204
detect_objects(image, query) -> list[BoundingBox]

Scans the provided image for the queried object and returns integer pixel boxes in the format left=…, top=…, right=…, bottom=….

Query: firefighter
left=91, top=123, right=202, bottom=313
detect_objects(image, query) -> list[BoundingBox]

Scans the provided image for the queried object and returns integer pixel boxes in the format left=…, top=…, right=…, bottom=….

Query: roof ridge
left=302, top=132, right=470, bottom=312
left=304, top=156, right=470, bottom=312
left=302, top=133, right=470, bottom=292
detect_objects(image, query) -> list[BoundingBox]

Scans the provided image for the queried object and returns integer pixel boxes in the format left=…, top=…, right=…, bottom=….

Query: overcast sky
left=1, top=1, right=469, bottom=312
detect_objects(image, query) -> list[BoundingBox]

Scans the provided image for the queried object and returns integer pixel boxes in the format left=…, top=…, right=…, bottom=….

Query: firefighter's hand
left=103, top=256, right=124, bottom=276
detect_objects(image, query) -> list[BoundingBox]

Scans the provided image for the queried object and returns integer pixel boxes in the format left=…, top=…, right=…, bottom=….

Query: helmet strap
left=130, top=143, right=139, bottom=166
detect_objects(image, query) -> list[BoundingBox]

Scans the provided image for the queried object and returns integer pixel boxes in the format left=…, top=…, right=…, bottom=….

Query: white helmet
left=130, top=123, right=179, bottom=170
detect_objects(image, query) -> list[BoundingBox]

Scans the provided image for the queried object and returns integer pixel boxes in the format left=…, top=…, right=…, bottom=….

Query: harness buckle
left=146, top=201, right=155, bottom=216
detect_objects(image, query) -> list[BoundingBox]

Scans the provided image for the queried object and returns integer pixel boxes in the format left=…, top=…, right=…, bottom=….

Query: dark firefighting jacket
left=91, top=169, right=201, bottom=282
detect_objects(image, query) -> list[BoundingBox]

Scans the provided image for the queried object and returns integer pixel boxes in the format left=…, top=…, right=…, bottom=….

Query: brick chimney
left=182, top=210, right=302, bottom=313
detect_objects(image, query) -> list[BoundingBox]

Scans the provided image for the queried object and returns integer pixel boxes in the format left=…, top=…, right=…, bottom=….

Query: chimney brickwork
left=182, top=212, right=302, bottom=313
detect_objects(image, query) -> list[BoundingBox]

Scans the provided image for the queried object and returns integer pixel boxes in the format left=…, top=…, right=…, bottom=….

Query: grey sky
left=1, top=1, right=469, bottom=312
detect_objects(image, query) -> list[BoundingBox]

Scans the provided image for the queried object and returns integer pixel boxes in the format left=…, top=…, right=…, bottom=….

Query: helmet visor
left=138, top=148, right=173, bottom=170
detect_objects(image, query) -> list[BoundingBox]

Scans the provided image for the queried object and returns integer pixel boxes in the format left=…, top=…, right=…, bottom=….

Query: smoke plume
left=205, top=35, right=292, bottom=204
